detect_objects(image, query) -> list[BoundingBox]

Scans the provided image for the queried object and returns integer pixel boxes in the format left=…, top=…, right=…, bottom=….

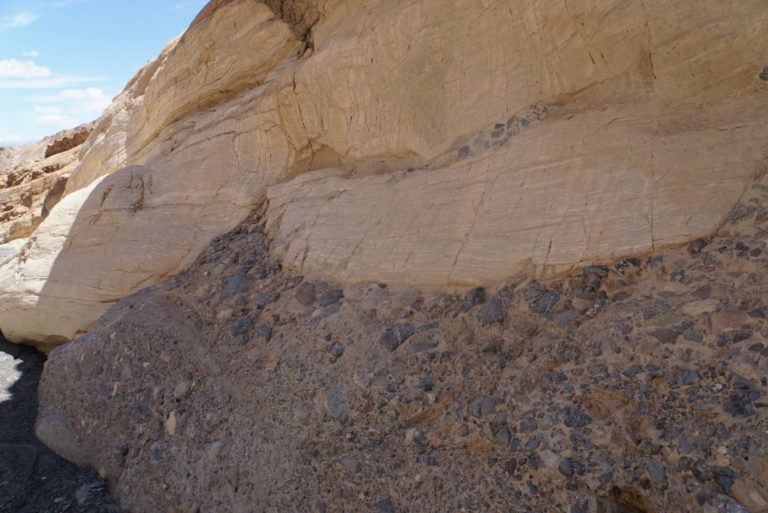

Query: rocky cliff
left=0, top=0, right=766, bottom=511
left=0, top=0, right=766, bottom=347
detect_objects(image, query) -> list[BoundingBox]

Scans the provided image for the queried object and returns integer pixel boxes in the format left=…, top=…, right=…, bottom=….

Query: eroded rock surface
left=37, top=180, right=768, bottom=512
left=1, top=0, right=767, bottom=345
left=43, top=123, right=94, bottom=159
left=0, top=337, right=120, bottom=513
left=0, top=147, right=80, bottom=245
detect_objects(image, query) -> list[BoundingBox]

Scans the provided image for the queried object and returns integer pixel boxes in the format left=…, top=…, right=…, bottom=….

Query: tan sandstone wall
left=0, top=0, right=766, bottom=345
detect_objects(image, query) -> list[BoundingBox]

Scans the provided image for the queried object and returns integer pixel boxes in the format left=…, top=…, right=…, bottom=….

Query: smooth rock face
left=1, top=0, right=768, bottom=344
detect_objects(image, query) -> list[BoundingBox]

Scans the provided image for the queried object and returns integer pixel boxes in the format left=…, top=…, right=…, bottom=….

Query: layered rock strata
left=0, top=147, right=80, bottom=244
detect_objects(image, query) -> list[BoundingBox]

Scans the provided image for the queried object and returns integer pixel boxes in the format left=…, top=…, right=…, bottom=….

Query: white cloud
left=58, top=87, right=104, bottom=100
left=36, top=113, right=76, bottom=126
left=0, top=59, right=52, bottom=79
left=25, top=88, right=112, bottom=132
left=0, top=12, right=38, bottom=31
left=33, top=87, right=112, bottom=114
left=22, top=50, right=39, bottom=58
left=34, top=105, right=63, bottom=114
left=0, top=75, right=103, bottom=89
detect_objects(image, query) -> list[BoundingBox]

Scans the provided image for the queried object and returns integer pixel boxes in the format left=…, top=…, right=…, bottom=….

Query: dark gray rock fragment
left=693, top=459, right=709, bottom=482
left=220, top=275, right=254, bottom=299
left=466, top=287, right=486, bottom=307
left=468, top=395, right=499, bottom=417
left=676, top=369, right=702, bottom=385
left=519, top=418, right=537, bottom=433
left=711, top=466, right=736, bottom=494
left=716, top=494, right=753, bottom=513
left=379, top=323, right=415, bottom=352
left=530, top=290, right=561, bottom=315
left=649, top=328, right=680, bottom=344
left=372, top=498, right=396, bottom=513
left=492, top=424, right=511, bottom=446
left=476, top=297, right=506, bottom=324
left=524, top=433, right=544, bottom=452
left=724, top=392, right=755, bottom=417
left=257, top=324, right=273, bottom=341
left=564, top=410, right=592, bottom=428
left=688, top=239, right=708, bottom=255
left=230, top=317, right=254, bottom=337
left=645, top=459, right=667, bottom=486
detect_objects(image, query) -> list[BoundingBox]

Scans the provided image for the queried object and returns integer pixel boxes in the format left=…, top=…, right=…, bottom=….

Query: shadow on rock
left=0, top=336, right=121, bottom=513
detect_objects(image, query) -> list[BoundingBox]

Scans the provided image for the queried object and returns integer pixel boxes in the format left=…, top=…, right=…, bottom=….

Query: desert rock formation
left=0, top=1, right=760, bottom=512
left=0, top=1, right=765, bottom=350
left=0, top=122, right=94, bottom=173
left=36, top=177, right=768, bottom=513
left=0, top=147, right=80, bottom=245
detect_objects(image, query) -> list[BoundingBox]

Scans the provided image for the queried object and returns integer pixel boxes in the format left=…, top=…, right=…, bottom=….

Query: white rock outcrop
left=0, top=0, right=766, bottom=345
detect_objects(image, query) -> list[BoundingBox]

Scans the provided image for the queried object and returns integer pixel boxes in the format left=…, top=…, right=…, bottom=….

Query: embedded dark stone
left=372, top=498, right=396, bottom=513
left=468, top=395, right=499, bottom=417
left=688, top=239, right=708, bottom=255
left=466, top=287, right=486, bottom=307
left=379, top=323, right=415, bottom=352
left=649, top=328, right=680, bottom=344
left=230, top=317, right=254, bottom=337
left=645, top=459, right=667, bottom=486
left=711, top=466, right=736, bottom=494
left=675, top=369, right=702, bottom=385
left=564, top=410, right=592, bottom=428
left=220, top=275, right=254, bottom=299
left=294, top=282, right=317, bottom=306
left=530, top=290, right=561, bottom=315
left=257, top=324, right=273, bottom=341
left=476, top=298, right=506, bottom=325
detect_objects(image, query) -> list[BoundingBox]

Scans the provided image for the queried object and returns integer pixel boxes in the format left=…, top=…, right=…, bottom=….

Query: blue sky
left=0, top=0, right=208, bottom=145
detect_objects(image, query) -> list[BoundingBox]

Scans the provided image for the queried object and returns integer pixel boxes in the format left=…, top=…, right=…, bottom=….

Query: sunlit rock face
left=1, top=0, right=767, bottom=346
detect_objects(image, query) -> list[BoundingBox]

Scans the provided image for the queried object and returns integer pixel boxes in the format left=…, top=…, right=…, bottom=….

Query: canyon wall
left=0, top=0, right=766, bottom=347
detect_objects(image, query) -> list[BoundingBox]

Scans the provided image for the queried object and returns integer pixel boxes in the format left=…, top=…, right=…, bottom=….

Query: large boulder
left=1, top=0, right=767, bottom=345
left=43, top=122, right=95, bottom=159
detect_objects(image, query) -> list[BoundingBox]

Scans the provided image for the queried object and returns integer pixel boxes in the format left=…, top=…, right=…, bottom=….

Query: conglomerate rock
left=1, top=0, right=767, bottom=345
left=36, top=180, right=768, bottom=512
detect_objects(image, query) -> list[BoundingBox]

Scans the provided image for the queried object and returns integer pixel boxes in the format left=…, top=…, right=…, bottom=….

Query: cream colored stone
left=681, top=299, right=721, bottom=317
left=732, top=479, right=768, bottom=513
left=1, top=0, right=767, bottom=344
